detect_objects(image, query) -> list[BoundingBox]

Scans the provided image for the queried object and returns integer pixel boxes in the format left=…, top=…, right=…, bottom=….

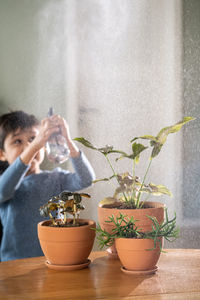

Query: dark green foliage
left=39, top=191, right=90, bottom=226
left=95, top=209, right=179, bottom=252
left=131, top=117, right=195, bottom=158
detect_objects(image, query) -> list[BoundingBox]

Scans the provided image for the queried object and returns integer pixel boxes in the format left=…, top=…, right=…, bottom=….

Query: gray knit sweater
left=0, top=152, right=95, bottom=261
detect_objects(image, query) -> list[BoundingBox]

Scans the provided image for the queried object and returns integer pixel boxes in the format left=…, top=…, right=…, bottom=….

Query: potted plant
left=95, top=209, right=179, bottom=274
left=74, top=117, right=194, bottom=257
left=37, top=191, right=96, bottom=270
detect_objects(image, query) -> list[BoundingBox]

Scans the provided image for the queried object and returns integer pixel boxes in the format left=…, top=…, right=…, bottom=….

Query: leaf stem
left=105, top=154, right=128, bottom=202
left=133, top=159, right=135, bottom=179
left=136, top=158, right=152, bottom=206
left=130, top=158, right=136, bottom=206
left=105, top=154, right=117, bottom=177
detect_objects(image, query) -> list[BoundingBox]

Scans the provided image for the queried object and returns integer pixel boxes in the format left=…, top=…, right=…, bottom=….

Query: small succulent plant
left=39, top=191, right=91, bottom=226
left=74, top=117, right=195, bottom=209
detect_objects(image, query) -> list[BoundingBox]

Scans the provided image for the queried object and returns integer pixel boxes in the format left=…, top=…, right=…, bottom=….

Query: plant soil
left=42, top=220, right=88, bottom=227
left=102, top=202, right=153, bottom=209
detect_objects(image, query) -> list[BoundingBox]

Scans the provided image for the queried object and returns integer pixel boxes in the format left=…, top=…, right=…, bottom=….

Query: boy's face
left=0, top=126, right=45, bottom=174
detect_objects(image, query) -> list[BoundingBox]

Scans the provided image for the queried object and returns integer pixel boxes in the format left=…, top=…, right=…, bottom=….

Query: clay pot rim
left=98, top=201, right=166, bottom=210
left=38, top=218, right=96, bottom=230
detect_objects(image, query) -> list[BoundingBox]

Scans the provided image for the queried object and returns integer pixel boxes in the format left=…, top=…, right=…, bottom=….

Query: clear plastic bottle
left=45, top=108, right=70, bottom=164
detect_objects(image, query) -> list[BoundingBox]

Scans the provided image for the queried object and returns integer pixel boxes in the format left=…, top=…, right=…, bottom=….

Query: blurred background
left=0, top=0, right=199, bottom=249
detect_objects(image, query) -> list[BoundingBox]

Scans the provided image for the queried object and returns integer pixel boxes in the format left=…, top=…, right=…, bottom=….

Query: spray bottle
left=45, top=107, right=70, bottom=164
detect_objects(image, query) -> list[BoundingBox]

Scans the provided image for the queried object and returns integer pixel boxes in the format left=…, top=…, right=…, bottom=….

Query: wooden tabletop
left=0, top=249, right=200, bottom=299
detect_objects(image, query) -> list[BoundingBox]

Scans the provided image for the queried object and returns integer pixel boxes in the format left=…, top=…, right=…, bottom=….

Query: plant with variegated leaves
left=74, top=117, right=195, bottom=209
left=39, top=191, right=91, bottom=226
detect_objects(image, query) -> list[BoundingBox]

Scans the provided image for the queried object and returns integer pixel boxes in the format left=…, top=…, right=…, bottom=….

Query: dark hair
left=0, top=111, right=39, bottom=174
left=0, top=161, right=9, bottom=175
left=0, top=110, right=39, bottom=150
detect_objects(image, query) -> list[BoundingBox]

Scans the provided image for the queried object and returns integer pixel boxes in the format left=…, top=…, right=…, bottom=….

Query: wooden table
left=0, top=249, right=200, bottom=299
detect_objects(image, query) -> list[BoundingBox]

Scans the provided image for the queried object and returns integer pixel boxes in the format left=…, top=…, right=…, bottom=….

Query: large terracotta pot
left=98, top=201, right=165, bottom=258
left=38, top=219, right=96, bottom=269
left=115, top=237, right=162, bottom=274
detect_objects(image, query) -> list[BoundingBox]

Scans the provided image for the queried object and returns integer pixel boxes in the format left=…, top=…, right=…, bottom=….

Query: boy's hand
left=52, top=115, right=80, bottom=158
left=20, top=116, right=60, bottom=166
left=21, top=115, right=80, bottom=166
left=52, top=115, right=72, bottom=142
left=32, top=116, right=60, bottom=150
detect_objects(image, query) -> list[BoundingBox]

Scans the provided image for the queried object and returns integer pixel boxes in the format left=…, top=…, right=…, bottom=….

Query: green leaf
left=74, top=137, right=126, bottom=156
left=141, top=183, right=173, bottom=197
left=107, top=149, right=127, bottom=155
left=131, top=117, right=195, bottom=159
left=131, top=135, right=157, bottom=143
left=151, top=143, right=163, bottom=158
left=98, top=197, right=116, bottom=207
left=115, top=143, right=147, bottom=162
left=59, top=191, right=72, bottom=201
left=156, top=117, right=195, bottom=144
left=74, top=137, right=98, bottom=150
left=115, top=153, right=134, bottom=161
left=74, top=193, right=82, bottom=203
left=98, top=146, right=127, bottom=155
left=79, top=193, right=91, bottom=198
left=93, top=175, right=115, bottom=183
left=132, top=142, right=148, bottom=163
left=151, top=116, right=195, bottom=158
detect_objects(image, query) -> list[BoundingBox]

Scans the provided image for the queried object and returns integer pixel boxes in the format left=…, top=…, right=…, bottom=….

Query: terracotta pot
left=115, top=237, right=162, bottom=273
left=98, top=201, right=165, bottom=258
left=37, top=219, right=96, bottom=266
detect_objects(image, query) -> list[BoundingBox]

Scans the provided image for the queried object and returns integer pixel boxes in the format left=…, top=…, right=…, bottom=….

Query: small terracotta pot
left=98, top=202, right=165, bottom=258
left=115, top=237, right=162, bottom=272
left=38, top=219, right=96, bottom=266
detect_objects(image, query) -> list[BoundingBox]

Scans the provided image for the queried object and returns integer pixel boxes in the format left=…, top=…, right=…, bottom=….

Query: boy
left=0, top=111, right=95, bottom=261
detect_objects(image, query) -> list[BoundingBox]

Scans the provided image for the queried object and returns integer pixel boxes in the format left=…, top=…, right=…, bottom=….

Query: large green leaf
left=74, top=137, right=97, bottom=150
left=98, top=197, right=117, bottom=207
left=93, top=175, right=115, bottom=183
left=151, top=143, right=163, bottom=158
left=156, top=117, right=195, bottom=144
left=98, top=147, right=126, bottom=155
left=141, top=183, right=172, bottom=197
left=74, top=137, right=126, bottom=155
left=116, top=142, right=148, bottom=162
left=151, top=116, right=195, bottom=158
left=131, top=117, right=195, bottom=158
left=131, top=135, right=157, bottom=143
left=132, top=142, right=148, bottom=163
left=115, top=152, right=133, bottom=161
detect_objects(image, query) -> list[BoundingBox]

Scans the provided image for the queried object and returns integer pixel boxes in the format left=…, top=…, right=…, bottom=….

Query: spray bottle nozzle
left=48, top=107, right=54, bottom=117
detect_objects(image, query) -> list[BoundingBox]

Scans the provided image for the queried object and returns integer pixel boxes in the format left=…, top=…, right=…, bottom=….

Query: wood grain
left=0, top=249, right=200, bottom=299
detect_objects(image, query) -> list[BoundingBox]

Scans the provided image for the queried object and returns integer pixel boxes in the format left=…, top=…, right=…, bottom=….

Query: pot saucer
left=45, top=259, right=91, bottom=271
left=121, top=265, right=158, bottom=275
